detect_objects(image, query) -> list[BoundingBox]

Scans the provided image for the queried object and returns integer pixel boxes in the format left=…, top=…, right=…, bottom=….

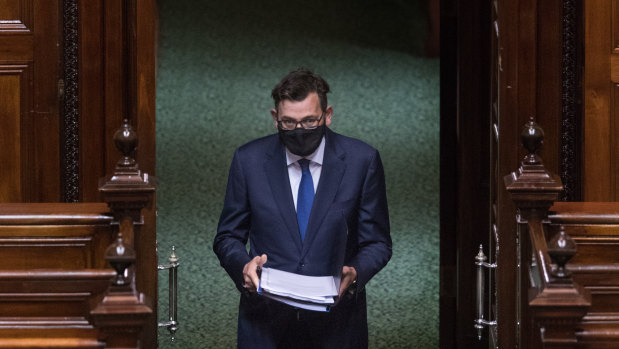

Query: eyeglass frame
left=276, top=113, right=325, bottom=130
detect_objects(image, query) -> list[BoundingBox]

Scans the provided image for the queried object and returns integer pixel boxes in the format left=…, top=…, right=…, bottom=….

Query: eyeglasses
left=277, top=114, right=324, bottom=130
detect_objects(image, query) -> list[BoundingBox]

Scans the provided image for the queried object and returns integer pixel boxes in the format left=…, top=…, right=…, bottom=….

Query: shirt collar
left=285, top=136, right=325, bottom=166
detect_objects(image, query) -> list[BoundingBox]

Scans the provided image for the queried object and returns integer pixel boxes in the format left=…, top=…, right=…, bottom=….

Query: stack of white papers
left=258, top=267, right=340, bottom=312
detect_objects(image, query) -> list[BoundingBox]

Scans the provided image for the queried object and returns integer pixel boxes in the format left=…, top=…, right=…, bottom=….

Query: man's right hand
left=242, top=254, right=267, bottom=292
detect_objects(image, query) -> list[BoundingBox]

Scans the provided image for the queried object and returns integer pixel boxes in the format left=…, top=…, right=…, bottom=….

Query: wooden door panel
left=0, top=0, right=60, bottom=203
left=584, top=0, right=619, bottom=201
left=0, top=0, right=32, bottom=31
left=615, top=0, right=619, bottom=52
left=0, top=0, right=21, bottom=20
left=0, top=37, right=33, bottom=59
left=0, top=68, right=27, bottom=202
left=614, top=85, right=619, bottom=195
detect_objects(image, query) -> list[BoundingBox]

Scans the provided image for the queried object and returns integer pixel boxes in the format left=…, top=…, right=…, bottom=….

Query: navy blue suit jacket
left=214, top=128, right=392, bottom=348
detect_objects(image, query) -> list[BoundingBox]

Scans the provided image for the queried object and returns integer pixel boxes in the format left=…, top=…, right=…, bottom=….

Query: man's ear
left=270, top=108, right=278, bottom=127
left=325, top=106, right=333, bottom=127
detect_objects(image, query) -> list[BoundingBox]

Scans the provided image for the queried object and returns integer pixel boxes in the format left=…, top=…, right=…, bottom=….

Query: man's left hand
left=338, top=265, right=357, bottom=298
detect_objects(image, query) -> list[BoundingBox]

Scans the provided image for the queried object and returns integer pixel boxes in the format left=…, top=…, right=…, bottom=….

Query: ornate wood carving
left=559, top=0, right=581, bottom=201
left=505, top=121, right=590, bottom=348
left=93, top=120, right=156, bottom=348
left=61, top=0, right=80, bottom=202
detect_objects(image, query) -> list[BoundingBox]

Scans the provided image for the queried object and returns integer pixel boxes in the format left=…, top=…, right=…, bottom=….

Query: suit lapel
left=302, top=129, right=346, bottom=257
left=264, top=139, right=303, bottom=254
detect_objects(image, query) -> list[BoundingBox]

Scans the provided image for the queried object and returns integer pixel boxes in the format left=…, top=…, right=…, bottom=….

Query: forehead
left=278, top=92, right=321, bottom=118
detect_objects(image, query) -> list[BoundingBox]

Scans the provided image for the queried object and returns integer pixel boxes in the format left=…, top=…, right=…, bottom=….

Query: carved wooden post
left=504, top=119, right=563, bottom=220
left=91, top=119, right=156, bottom=348
left=504, top=119, right=589, bottom=348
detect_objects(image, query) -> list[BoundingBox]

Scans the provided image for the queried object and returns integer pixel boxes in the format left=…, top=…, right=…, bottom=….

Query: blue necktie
left=297, top=159, right=314, bottom=241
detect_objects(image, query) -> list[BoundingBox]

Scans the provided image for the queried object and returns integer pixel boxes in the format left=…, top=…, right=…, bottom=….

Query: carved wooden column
left=91, top=120, right=156, bottom=348
left=505, top=120, right=589, bottom=348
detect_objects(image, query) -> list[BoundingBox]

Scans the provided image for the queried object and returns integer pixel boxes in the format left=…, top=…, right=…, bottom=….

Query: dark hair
left=271, top=69, right=331, bottom=112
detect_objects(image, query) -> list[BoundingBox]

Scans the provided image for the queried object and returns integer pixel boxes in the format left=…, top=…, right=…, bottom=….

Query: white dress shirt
left=285, top=136, right=325, bottom=211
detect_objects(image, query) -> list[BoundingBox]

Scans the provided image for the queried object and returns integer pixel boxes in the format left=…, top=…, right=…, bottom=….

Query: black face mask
left=278, top=124, right=326, bottom=157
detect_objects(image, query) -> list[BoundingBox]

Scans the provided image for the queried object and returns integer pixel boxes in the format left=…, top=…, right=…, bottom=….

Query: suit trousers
left=237, top=291, right=368, bottom=349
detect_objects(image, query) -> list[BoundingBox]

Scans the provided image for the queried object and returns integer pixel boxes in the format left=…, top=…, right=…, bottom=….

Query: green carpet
left=155, top=0, right=439, bottom=347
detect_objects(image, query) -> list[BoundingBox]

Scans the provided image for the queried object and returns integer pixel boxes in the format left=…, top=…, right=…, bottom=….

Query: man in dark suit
left=213, top=69, right=392, bottom=349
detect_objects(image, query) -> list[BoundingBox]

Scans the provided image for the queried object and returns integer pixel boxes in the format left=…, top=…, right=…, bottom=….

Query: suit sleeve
left=213, top=149, right=252, bottom=292
left=349, top=150, right=392, bottom=289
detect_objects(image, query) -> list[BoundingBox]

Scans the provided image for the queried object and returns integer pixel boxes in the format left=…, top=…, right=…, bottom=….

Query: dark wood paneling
left=33, top=0, right=59, bottom=113
left=0, top=226, right=112, bottom=269
left=0, top=0, right=21, bottom=20
left=0, top=204, right=116, bottom=346
left=614, top=0, right=619, bottom=52
left=30, top=0, right=61, bottom=202
left=30, top=0, right=61, bottom=201
left=455, top=0, right=491, bottom=346
left=0, top=0, right=158, bottom=345
left=547, top=202, right=619, bottom=346
left=0, top=36, right=33, bottom=60
left=583, top=286, right=619, bottom=313
left=536, top=0, right=562, bottom=176
left=79, top=0, right=105, bottom=202
left=453, top=0, right=619, bottom=346
left=103, top=0, right=125, bottom=176
left=134, top=3, right=158, bottom=347
left=0, top=71, right=22, bottom=202
left=615, top=85, right=619, bottom=196
left=0, top=270, right=113, bottom=318
left=0, top=269, right=111, bottom=347
left=135, top=0, right=157, bottom=176
left=0, top=203, right=113, bottom=269
left=0, top=0, right=31, bottom=32
left=494, top=0, right=566, bottom=346
left=79, top=0, right=157, bottom=201
left=0, top=0, right=61, bottom=203
left=1, top=0, right=157, bottom=342
left=77, top=1, right=158, bottom=345
left=584, top=0, right=613, bottom=201
left=495, top=0, right=520, bottom=345
left=450, top=0, right=576, bottom=346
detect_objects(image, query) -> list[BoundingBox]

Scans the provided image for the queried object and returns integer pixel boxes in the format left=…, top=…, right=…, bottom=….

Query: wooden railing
left=505, top=120, right=590, bottom=348
left=549, top=202, right=619, bottom=346
left=0, top=121, right=155, bottom=348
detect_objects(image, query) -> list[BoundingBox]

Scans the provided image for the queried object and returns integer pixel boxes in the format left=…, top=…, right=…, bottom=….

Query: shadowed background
left=155, top=0, right=439, bottom=347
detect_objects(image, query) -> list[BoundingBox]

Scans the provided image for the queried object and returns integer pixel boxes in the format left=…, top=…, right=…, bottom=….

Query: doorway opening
left=155, top=0, right=440, bottom=347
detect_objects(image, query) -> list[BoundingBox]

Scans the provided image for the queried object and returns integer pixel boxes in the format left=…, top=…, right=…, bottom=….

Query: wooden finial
left=113, top=118, right=138, bottom=169
left=521, top=118, right=544, bottom=165
left=547, top=225, right=577, bottom=279
left=104, top=232, right=136, bottom=286
left=99, top=119, right=155, bottom=222
left=504, top=119, right=562, bottom=213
